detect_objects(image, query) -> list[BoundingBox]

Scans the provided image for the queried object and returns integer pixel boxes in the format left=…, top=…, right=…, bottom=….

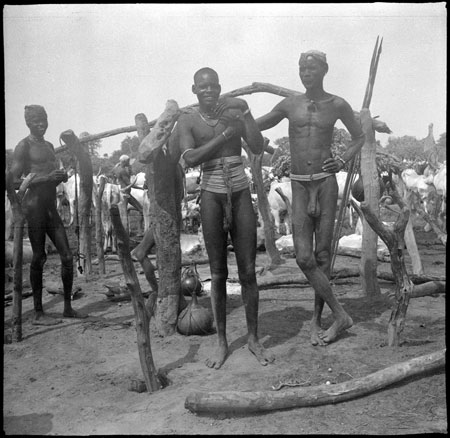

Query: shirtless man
left=177, top=67, right=275, bottom=369
left=6, top=105, right=88, bottom=325
left=257, top=51, right=365, bottom=345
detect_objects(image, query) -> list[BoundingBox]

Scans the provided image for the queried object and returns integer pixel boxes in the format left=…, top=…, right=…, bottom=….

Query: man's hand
left=322, top=158, right=344, bottom=173
left=51, top=169, right=68, bottom=183
left=214, top=97, right=249, bottom=116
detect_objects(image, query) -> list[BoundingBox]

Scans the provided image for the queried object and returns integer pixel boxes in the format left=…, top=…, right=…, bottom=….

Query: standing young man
left=6, top=105, right=88, bottom=325
left=257, top=51, right=365, bottom=345
left=177, top=67, right=274, bottom=369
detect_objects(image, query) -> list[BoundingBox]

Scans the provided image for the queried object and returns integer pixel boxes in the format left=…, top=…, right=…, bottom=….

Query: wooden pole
left=59, top=130, right=94, bottom=277
left=138, top=102, right=184, bottom=336
left=185, top=349, right=445, bottom=415
left=110, top=204, right=162, bottom=392
left=331, top=37, right=383, bottom=275
left=6, top=173, right=36, bottom=342
left=359, top=108, right=381, bottom=297
left=244, top=139, right=284, bottom=268
left=95, top=175, right=106, bottom=276
left=53, top=83, right=391, bottom=156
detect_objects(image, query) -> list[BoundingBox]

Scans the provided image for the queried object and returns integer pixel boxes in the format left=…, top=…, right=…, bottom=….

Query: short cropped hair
left=193, top=67, right=219, bottom=84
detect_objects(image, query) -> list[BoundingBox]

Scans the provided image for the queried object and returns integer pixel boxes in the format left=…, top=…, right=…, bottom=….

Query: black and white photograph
left=4, top=3, right=446, bottom=435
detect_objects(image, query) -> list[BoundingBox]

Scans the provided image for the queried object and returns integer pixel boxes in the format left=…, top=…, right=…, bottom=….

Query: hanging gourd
left=180, top=264, right=203, bottom=297
left=177, top=291, right=213, bottom=336
left=177, top=264, right=213, bottom=336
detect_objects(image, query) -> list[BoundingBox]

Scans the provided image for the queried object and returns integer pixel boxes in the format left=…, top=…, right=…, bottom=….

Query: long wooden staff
left=330, top=37, right=383, bottom=274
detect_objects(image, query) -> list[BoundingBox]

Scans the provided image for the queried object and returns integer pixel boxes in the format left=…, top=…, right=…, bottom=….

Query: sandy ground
left=3, top=225, right=446, bottom=435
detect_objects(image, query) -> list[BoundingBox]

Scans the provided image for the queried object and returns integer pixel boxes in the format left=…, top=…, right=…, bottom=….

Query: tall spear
left=330, top=37, right=383, bottom=273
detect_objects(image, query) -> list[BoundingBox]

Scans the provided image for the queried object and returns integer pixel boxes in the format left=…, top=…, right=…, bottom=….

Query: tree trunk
left=138, top=102, right=183, bottom=336
left=358, top=109, right=380, bottom=297
left=110, top=204, right=162, bottom=392
left=185, top=349, right=445, bottom=414
left=146, top=152, right=183, bottom=336
left=245, top=140, right=284, bottom=268
left=59, top=130, right=94, bottom=277
left=357, top=191, right=414, bottom=347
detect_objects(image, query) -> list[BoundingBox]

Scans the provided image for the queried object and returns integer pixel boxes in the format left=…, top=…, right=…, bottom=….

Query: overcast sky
left=4, top=3, right=447, bottom=157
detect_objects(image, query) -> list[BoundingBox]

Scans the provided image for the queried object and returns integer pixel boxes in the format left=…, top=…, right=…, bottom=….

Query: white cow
left=92, top=174, right=150, bottom=252
left=56, top=174, right=101, bottom=226
left=424, top=162, right=446, bottom=229
left=401, top=168, right=435, bottom=202
left=267, top=180, right=292, bottom=235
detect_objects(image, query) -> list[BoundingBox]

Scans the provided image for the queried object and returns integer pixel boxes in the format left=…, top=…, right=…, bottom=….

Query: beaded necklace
left=197, top=108, right=220, bottom=127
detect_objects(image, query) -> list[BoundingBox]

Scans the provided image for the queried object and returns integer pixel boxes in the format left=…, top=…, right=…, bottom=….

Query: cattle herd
left=4, top=157, right=446, bottom=260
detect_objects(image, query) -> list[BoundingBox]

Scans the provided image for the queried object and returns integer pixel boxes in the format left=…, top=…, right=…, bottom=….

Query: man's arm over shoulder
left=255, top=97, right=289, bottom=131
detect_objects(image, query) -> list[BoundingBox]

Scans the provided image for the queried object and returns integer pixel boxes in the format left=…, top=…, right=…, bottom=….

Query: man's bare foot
left=205, top=344, right=228, bottom=370
left=248, top=338, right=275, bottom=366
left=310, top=321, right=327, bottom=346
left=63, top=308, right=88, bottom=319
left=319, top=314, right=353, bottom=344
left=32, top=312, right=62, bottom=326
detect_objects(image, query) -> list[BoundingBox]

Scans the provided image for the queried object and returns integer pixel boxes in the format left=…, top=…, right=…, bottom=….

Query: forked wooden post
left=138, top=101, right=183, bottom=336
left=110, top=204, right=162, bottom=392
left=359, top=109, right=380, bottom=297
left=356, top=193, right=414, bottom=346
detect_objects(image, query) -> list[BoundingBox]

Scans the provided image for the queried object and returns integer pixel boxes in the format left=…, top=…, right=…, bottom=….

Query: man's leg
left=314, top=176, right=352, bottom=343
left=27, top=211, right=62, bottom=325
left=230, top=189, right=275, bottom=366
left=47, top=208, right=87, bottom=319
left=292, top=179, right=351, bottom=345
left=200, top=190, right=229, bottom=369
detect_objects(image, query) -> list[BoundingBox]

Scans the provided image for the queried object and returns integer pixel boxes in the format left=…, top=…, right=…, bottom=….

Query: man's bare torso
left=24, top=135, right=58, bottom=202
left=282, top=94, right=344, bottom=175
left=184, top=110, right=242, bottom=160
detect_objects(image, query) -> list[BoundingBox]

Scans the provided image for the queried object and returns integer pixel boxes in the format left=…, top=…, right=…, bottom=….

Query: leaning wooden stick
left=185, top=349, right=444, bottom=414
left=110, top=204, right=162, bottom=393
left=6, top=174, right=36, bottom=342
left=331, top=36, right=384, bottom=274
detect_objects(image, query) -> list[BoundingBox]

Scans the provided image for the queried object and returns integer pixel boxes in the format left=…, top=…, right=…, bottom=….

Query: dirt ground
left=3, top=219, right=447, bottom=435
